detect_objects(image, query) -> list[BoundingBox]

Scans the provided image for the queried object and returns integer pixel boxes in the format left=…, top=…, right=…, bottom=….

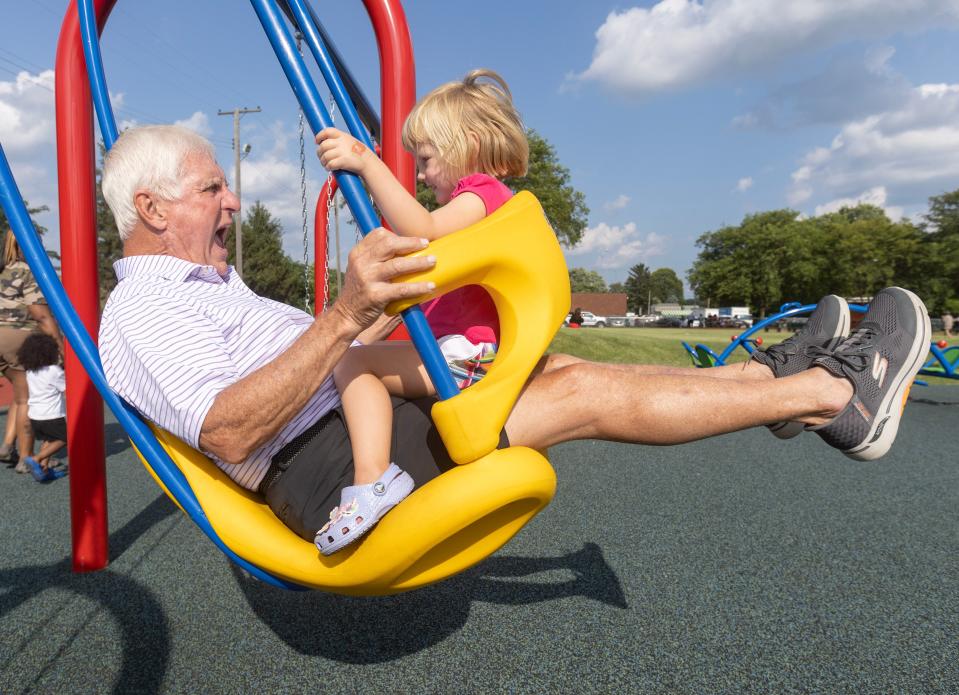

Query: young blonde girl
left=313, top=69, right=528, bottom=554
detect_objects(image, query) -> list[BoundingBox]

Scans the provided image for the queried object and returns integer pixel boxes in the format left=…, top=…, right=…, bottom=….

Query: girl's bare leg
left=334, top=343, right=434, bottom=485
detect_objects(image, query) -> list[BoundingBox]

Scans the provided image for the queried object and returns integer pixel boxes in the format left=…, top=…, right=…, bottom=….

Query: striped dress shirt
left=99, top=255, right=340, bottom=490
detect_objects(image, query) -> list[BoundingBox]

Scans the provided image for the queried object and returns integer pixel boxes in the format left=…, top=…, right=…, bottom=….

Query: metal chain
left=296, top=31, right=312, bottom=315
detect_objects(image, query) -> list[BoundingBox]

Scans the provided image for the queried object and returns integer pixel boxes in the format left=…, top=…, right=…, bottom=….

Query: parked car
left=654, top=316, right=683, bottom=327
left=708, top=315, right=752, bottom=329
left=565, top=310, right=607, bottom=327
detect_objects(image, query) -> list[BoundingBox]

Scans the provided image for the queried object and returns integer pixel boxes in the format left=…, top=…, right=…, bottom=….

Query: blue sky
left=3, top=1, right=959, bottom=291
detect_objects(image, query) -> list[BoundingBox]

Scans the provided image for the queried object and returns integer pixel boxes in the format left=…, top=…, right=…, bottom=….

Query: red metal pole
left=313, top=178, right=335, bottom=313
left=363, top=0, right=415, bottom=340
left=362, top=0, right=416, bottom=195
left=55, top=0, right=117, bottom=572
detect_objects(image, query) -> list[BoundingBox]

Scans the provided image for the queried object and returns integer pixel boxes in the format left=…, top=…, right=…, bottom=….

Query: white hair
left=102, top=125, right=216, bottom=241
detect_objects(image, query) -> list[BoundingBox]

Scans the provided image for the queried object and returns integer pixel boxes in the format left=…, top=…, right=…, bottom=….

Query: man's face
left=161, top=152, right=239, bottom=276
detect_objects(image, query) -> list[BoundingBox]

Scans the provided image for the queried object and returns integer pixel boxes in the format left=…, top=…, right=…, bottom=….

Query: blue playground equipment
left=0, top=0, right=567, bottom=594
left=682, top=301, right=957, bottom=385
left=919, top=340, right=959, bottom=380
left=681, top=301, right=867, bottom=368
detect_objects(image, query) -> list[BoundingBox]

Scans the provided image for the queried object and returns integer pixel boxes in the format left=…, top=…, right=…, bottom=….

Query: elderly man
left=99, top=125, right=930, bottom=543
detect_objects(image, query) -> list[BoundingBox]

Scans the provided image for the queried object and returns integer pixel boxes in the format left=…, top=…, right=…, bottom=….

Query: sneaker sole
left=769, top=296, right=850, bottom=440
left=843, top=288, right=930, bottom=461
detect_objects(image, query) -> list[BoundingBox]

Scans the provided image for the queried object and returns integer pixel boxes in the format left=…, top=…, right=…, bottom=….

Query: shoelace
left=762, top=337, right=828, bottom=365
left=825, top=325, right=880, bottom=373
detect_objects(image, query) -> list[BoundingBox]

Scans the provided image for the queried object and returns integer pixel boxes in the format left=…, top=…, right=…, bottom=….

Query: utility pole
left=217, top=106, right=261, bottom=276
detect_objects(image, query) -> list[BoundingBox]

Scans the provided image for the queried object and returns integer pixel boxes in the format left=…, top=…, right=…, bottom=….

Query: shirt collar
left=113, top=255, right=235, bottom=285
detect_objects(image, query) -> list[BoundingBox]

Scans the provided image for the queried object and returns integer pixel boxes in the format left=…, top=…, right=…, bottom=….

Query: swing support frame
left=55, top=0, right=417, bottom=574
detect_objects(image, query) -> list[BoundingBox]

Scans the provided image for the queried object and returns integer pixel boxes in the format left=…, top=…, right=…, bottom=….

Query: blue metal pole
left=250, top=0, right=460, bottom=400
left=287, top=0, right=374, bottom=149
left=76, top=0, right=119, bottom=149
left=0, top=143, right=298, bottom=589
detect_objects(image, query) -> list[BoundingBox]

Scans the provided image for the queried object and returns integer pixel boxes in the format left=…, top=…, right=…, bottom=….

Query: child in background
left=312, top=68, right=528, bottom=554
left=16, top=333, right=67, bottom=482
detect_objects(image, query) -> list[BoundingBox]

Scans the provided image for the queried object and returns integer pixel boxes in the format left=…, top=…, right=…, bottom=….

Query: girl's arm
left=316, top=128, right=486, bottom=240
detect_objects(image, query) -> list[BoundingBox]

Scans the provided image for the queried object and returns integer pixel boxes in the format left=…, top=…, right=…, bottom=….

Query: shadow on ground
left=0, top=495, right=178, bottom=695
left=234, top=541, right=626, bottom=664
left=3, top=485, right=624, bottom=684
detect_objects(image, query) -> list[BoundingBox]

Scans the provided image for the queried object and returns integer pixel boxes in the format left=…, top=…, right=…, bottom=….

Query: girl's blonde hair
left=402, top=69, right=528, bottom=181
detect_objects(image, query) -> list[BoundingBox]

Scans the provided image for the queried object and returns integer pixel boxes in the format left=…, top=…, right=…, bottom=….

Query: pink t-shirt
left=421, top=173, right=512, bottom=345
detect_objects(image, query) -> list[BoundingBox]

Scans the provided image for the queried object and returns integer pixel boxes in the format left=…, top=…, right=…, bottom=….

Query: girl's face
left=414, top=143, right=457, bottom=204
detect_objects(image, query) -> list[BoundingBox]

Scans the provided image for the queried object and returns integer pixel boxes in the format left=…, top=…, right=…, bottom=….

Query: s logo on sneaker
left=871, top=352, right=888, bottom=386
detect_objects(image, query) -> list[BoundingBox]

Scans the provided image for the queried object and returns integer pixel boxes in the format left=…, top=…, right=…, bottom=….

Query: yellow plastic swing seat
left=138, top=430, right=556, bottom=595
left=135, top=191, right=571, bottom=595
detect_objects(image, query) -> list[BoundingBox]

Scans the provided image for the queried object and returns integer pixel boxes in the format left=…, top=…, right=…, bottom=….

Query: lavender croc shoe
left=315, top=463, right=414, bottom=556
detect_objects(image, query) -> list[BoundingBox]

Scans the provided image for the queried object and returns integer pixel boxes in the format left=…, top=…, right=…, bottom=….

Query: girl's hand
left=316, top=127, right=372, bottom=174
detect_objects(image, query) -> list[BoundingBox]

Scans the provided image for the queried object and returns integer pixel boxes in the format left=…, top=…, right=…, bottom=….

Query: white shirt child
left=26, top=364, right=66, bottom=421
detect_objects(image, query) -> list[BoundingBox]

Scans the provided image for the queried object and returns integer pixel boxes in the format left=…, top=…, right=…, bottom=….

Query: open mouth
left=214, top=224, right=229, bottom=248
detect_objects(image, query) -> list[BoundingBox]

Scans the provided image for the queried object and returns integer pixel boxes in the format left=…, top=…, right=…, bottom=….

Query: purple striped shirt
left=99, top=255, right=340, bottom=490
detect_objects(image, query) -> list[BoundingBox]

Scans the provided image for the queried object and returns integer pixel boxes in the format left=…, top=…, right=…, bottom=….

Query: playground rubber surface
left=1, top=390, right=957, bottom=694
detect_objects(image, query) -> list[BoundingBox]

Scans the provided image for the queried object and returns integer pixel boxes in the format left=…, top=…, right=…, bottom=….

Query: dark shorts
left=264, top=396, right=508, bottom=540
left=30, top=416, right=67, bottom=444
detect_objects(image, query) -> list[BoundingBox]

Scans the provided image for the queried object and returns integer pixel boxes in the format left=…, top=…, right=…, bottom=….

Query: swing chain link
left=295, top=31, right=312, bottom=316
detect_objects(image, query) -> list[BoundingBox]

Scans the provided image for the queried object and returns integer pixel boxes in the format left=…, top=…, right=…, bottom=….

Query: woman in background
left=0, top=229, right=62, bottom=471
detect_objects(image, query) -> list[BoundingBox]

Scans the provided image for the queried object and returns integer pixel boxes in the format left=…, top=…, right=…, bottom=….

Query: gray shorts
left=263, top=396, right=508, bottom=539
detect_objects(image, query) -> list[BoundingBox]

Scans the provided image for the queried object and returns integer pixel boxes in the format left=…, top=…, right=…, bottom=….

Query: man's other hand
left=332, top=228, right=435, bottom=333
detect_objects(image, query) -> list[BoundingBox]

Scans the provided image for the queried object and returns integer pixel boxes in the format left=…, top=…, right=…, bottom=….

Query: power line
left=0, top=47, right=48, bottom=74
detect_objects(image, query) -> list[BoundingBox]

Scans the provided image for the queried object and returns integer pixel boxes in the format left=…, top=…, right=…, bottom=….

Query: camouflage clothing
left=0, top=261, right=46, bottom=329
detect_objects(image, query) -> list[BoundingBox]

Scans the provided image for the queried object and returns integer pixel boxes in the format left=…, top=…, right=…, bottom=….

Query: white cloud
left=239, top=121, right=325, bottom=248
left=566, top=222, right=667, bottom=269
left=174, top=111, right=212, bottom=137
left=735, top=177, right=753, bottom=193
left=0, top=70, right=58, bottom=241
left=788, top=82, right=959, bottom=211
left=604, top=194, right=630, bottom=211
left=0, top=70, right=55, bottom=155
left=572, top=0, right=959, bottom=94
left=813, top=185, right=904, bottom=220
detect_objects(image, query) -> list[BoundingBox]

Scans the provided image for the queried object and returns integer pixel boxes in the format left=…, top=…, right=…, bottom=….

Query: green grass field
left=547, top=326, right=790, bottom=366
left=547, top=325, right=959, bottom=384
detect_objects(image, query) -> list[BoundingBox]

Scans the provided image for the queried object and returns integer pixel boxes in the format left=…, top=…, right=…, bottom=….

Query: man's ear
left=133, top=190, right=168, bottom=231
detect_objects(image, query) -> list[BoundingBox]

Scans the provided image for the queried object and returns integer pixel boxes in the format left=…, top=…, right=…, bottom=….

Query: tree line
left=689, top=191, right=959, bottom=317
left=568, top=265, right=685, bottom=315
left=571, top=191, right=959, bottom=319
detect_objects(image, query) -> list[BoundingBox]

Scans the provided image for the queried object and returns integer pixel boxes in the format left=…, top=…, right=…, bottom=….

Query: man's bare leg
left=505, top=359, right=851, bottom=451
left=537, top=352, right=774, bottom=381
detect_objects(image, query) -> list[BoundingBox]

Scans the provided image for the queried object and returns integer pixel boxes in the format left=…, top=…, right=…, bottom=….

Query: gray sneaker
left=809, top=287, right=931, bottom=461
left=751, top=295, right=850, bottom=439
